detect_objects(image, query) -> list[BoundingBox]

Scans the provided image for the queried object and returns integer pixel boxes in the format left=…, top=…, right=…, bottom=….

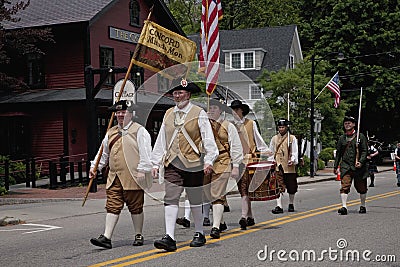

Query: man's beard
left=175, top=99, right=189, bottom=109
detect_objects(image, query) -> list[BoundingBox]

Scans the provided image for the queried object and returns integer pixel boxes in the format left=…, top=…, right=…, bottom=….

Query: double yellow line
left=89, top=190, right=399, bottom=267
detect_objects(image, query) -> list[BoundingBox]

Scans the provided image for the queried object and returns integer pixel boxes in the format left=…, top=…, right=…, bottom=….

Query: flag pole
left=82, top=8, right=154, bottom=207
left=314, top=71, right=338, bottom=101
left=355, top=87, right=363, bottom=165
left=287, top=93, right=290, bottom=149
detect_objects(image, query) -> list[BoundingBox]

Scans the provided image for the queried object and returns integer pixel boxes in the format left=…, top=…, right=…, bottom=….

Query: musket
left=355, top=87, right=363, bottom=165
left=82, top=57, right=137, bottom=207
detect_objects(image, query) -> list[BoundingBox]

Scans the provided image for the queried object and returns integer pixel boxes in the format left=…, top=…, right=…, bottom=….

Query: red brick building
left=0, top=0, right=182, bottom=165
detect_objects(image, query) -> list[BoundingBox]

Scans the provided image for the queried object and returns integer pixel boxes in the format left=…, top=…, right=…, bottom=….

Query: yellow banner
left=132, top=20, right=196, bottom=79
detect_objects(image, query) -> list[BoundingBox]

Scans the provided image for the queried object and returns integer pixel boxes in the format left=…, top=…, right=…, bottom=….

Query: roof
left=2, top=0, right=185, bottom=34
left=2, top=0, right=116, bottom=29
left=189, top=25, right=299, bottom=80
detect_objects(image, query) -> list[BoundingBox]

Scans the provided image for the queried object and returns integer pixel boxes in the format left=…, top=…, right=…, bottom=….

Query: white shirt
left=151, top=102, right=219, bottom=168
left=219, top=119, right=243, bottom=167
left=91, top=121, right=153, bottom=173
left=269, top=133, right=299, bottom=164
left=232, top=117, right=269, bottom=152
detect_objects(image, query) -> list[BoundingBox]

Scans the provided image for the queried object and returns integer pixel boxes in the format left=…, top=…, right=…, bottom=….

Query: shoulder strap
left=274, top=135, right=288, bottom=158
left=109, top=134, right=122, bottom=151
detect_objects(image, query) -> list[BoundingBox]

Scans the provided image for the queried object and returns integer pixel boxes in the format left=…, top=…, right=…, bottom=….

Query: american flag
left=199, top=0, right=223, bottom=95
left=325, top=72, right=340, bottom=108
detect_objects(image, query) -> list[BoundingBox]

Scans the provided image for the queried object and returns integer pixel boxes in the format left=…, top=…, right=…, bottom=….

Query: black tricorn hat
left=229, top=99, right=250, bottom=116
left=276, top=118, right=291, bottom=126
left=108, top=100, right=138, bottom=112
left=343, top=116, right=357, bottom=124
left=209, top=98, right=231, bottom=113
left=167, top=78, right=201, bottom=94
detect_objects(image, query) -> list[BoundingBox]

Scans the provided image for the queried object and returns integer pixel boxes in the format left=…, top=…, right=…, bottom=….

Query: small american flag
left=199, top=0, right=223, bottom=95
left=325, top=72, right=340, bottom=108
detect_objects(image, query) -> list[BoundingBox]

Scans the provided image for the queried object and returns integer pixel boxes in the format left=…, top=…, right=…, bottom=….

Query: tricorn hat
left=209, top=98, right=231, bottom=113
left=343, top=116, right=357, bottom=124
left=108, top=100, right=139, bottom=113
left=167, top=78, right=201, bottom=94
left=229, top=100, right=250, bottom=116
left=276, top=118, right=291, bottom=126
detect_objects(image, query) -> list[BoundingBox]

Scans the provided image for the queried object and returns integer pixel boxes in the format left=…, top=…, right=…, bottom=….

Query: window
left=129, top=52, right=143, bottom=88
left=131, top=65, right=143, bottom=88
left=230, top=51, right=255, bottom=70
left=100, top=47, right=114, bottom=85
left=157, top=74, right=169, bottom=93
left=289, top=54, right=294, bottom=69
left=249, top=84, right=263, bottom=100
left=129, top=0, right=140, bottom=26
left=26, top=53, right=44, bottom=88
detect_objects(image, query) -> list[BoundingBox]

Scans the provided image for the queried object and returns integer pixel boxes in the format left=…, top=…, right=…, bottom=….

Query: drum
left=247, top=161, right=280, bottom=201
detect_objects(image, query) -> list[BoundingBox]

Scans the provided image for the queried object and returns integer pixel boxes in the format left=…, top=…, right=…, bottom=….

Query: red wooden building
left=0, top=0, right=182, bottom=165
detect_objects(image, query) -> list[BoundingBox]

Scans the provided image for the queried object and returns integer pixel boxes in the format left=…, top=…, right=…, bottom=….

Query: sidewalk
left=0, top=166, right=393, bottom=226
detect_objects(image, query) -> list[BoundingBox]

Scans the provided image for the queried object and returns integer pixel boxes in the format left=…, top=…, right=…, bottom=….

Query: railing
left=0, top=153, right=104, bottom=191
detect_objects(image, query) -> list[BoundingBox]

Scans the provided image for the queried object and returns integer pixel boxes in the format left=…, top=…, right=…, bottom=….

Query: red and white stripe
left=325, top=71, right=340, bottom=108
left=200, top=0, right=223, bottom=95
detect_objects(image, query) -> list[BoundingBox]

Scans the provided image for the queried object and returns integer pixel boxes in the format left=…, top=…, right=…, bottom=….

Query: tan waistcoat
left=272, top=133, right=296, bottom=173
left=107, top=123, right=141, bottom=190
left=235, top=118, right=256, bottom=163
left=164, top=105, right=203, bottom=169
left=211, top=120, right=231, bottom=174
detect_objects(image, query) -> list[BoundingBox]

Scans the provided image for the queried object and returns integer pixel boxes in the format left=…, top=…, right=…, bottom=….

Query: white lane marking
left=0, top=223, right=62, bottom=234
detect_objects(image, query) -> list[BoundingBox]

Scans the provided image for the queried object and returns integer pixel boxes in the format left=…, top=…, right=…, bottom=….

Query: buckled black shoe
left=239, top=217, right=247, bottom=230
left=271, top=206, right=284, bottom=214
left=210, top=227, right=220, bottom=239
left=154, top=234, right=177, bottom=252
left=369, top=183, right=374, bottom=187
left=90, top=234, right=112, bottom=249
left=203, top=217, right=211, bottom=226
left=132, top=234, right=144, bottom=246
left=359, top=206, right=367, bottom=214
left=189, top=232, right=206, bottom=247
left=338, top=207, right=348, bottom=215
left=176, top=217, right=190, bottom=228
left=288, top=204, right=295, bottom=212
left=247, top=217, right=255, bottom=226
left=219, top=222, right=228, bottom=232
left=224, top=205, right=231, bottom=212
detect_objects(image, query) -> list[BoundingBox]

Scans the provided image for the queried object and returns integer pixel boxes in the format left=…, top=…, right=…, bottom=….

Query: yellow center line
left=89, top=190, right=399, bottom=267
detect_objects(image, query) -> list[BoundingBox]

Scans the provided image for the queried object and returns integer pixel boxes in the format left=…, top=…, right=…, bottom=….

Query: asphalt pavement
left=0, top=165, right=394, bottom=226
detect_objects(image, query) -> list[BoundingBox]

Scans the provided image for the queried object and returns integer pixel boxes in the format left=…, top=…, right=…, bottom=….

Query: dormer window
left=230, top=51, right=255, bottom=70
left=129, top=0, right=140, bottom=27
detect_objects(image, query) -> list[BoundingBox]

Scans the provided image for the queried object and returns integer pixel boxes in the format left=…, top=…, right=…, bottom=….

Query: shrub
left=318, top=159, right=325, bottom=170
left=318, top=148, right=336, bottom=164
left=297, top=156, right=310, bottom=176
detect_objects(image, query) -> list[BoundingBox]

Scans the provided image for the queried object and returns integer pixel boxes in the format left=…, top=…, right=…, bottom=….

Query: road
left=1, top=172, right=399, bottom=267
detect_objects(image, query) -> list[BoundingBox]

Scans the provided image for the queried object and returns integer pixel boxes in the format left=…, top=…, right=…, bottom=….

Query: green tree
left=256, top=62, right=348, bottom=149
left=219, top=0, right=302, bottom=30
left=298, top=0, right=400, bottom=142
left=163, top=0, right=202, bottom=35
left=0, top=0, right=53, bottom=92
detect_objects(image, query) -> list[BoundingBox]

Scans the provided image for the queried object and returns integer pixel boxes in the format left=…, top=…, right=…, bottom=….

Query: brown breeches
left=203, top=171, right=230, bottom=205
left=106, top=176, right=144, bottom=215
left=163, top=164, right=204, bottom=206
left=275, top=165, right=298, bottom=194
left=340, top=171, right=368, bottom=194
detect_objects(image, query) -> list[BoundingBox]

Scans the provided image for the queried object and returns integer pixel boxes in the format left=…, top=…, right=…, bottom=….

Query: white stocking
left=212, top=204, right=224, bottom=228
left=104, top=213, right=119, bottom=240
left=131, top=212, right=144, bottom=235
left=341, top=193, right=348, bottom=208
left=165, top=205, right=179, bottom=240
